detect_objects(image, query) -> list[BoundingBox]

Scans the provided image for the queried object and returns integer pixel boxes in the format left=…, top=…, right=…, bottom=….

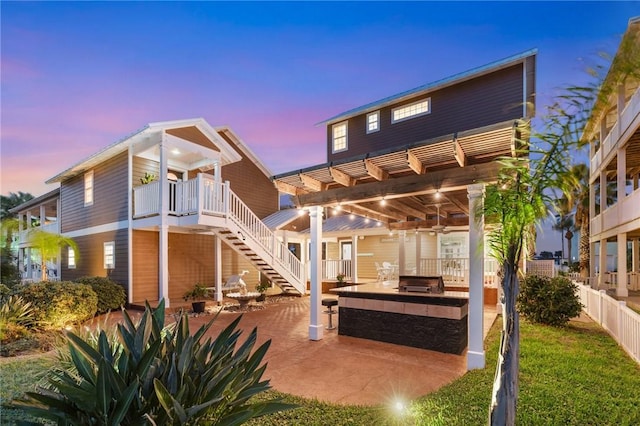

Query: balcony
left=133, top=173, right=226, bottom=219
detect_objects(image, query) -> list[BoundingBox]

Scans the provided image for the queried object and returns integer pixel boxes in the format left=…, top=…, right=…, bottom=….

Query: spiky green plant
left=10, top=300, right=295, bottom=425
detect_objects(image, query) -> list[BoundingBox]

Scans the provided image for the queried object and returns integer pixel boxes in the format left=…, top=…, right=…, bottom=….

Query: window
left=84, top=171, right=94, bottom=206
left=68, top=247, right=76, bottom=269
left=366, top=111, right=380, bottom=133
left=332, top=121, right=348, bottom=153
left=104, top=241, right=115, bottom=269
left=392, top=98, right=431, bottom=123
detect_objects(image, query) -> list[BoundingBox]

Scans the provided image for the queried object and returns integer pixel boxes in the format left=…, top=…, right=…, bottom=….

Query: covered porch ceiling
left=273, top=119, right=526, bottom=231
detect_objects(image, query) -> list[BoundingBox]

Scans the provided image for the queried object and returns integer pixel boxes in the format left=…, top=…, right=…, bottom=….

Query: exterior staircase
left=215, top=183, right=305, bottom=295
left=133, top=175, right=305, bottom=295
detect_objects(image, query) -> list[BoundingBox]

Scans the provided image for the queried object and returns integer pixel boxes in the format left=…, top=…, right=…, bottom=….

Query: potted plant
left=183, top=283, right=208, bottom=313
left=336, top=273, right=346, bottom=287
left=255, top=280, right=269, bottom=302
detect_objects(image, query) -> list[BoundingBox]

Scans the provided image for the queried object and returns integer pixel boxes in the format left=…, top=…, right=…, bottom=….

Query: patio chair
left=221, top=270, right=249, bottom=292
left=375, top=262, right=389, bottom=282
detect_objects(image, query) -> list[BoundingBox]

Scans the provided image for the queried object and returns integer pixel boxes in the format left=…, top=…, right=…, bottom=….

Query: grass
left=1, top=317, right=639, bottom=425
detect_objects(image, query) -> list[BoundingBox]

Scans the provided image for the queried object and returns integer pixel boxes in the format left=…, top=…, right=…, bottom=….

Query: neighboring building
left=11, top=118, right=305, bottom=306
left=273, top=50, right=536, bottom=366
left=274, top=49, right=537, bottom=285
left=584, top=17, right=640, bottom=296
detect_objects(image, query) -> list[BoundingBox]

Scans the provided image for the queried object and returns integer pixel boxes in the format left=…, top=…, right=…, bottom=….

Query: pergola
left=273, top=119, right=527, bottom=369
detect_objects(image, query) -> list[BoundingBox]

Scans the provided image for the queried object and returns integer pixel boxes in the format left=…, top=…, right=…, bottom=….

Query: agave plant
left=11, top=300, right=295, bottom=425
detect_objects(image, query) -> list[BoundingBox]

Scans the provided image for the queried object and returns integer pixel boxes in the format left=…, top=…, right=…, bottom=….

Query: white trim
left=104, top=241, right=115, bottom=269
left=84, top=171, right=94, bottom=206
left=332, top=121, right=348, bottom=154
left=127, top=144, right=133, bottom=304
left=392, top=98, right=431, bottom=124
left=68, top=247, right=76, bottom=269
left=62, top=220, right=129, bottom=238
left=522, top=60, right=527, bottom=118
left=366, top=111, right=380, bottom=134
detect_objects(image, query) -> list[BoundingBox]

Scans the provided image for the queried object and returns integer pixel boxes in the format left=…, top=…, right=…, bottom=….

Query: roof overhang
left=273, top=119, right=527, bottom=230
left=46, top=118, right=243, bottom=184
left=317, top=49, right=537, bottom=126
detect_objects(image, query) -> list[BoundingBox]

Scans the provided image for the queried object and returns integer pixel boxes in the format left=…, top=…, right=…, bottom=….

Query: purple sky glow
left=2, top=1, right=639, bottom=253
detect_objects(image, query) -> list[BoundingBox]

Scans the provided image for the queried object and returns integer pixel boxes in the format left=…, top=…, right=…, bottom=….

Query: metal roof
left=261, top=208, right=302, bottom=230
left=317, top=49, right=537, bottom=126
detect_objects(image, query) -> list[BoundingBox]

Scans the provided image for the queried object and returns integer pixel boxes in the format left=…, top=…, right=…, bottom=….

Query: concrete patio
left=178, top=295, right=498, bottom=406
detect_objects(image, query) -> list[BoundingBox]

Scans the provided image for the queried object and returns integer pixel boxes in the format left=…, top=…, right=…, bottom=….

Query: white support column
left=599, top=239, right=607, bottom=287
left=159, top=138, right=170, bottom=306
left=590, top=241, right=597, bottom=279
left=617, top=233, right=628, bottom=297
left=467, top=183, right=485, bottom=370
left=214, top=235, right=223, bottom=302
left=632, top=239, right=639, bottom=273
left=351, top=234, right=359, bottom=283
left=415, top=231, right=422, bottom=275
left=398, top=230, right=406, bottom=275
left=618, top=148, right=626, bottom=201
left=308, top=206, right=323, bottom=341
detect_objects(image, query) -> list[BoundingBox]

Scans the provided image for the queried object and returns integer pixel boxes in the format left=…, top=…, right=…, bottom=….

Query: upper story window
left=332, top=121, right=348, bottom=153
left=84, top=171, right=94, bottom=206
left=68, top=247, right=76, bottom=269
left=392, top=98, right=431, bottom=123
left=366, top=111, right=380, bottom=133
left=104, top=241, right=115, bottom=269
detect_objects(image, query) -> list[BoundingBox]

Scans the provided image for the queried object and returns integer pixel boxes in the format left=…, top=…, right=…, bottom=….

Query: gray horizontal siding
left=328, top=64, right=524, bottom=161
left=61, top=151, right=129, bottom=233
left=61, top=229, right=128, bottom=289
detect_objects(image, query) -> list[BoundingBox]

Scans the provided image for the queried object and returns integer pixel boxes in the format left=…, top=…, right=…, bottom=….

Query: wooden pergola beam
left=275, top=181, right=306, bottom=196
left=299, top=174, right=328, bottom=192
left=293, top=162, right=499, bottom=207
left=407, top=150, right=427, bottom=175
left=383, top=199, right=427, bottom=220
left=453, top=138, right=467, bottom=167
left=440, top=193, right=470, bottom=215
left=364, top=159, right=389, bottom=181
left=329, top=167, right=356, bottom=187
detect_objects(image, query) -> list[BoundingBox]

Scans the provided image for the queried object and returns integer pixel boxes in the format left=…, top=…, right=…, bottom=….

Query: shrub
left=11, top=300, right=296, bottom=424
left=0, top=295, right=36, bottom=342
left=517, top=275, right=583, bottom=326
left=18, top=281, right=97, bottom=330
left=74, top=276, right=126, bottom=314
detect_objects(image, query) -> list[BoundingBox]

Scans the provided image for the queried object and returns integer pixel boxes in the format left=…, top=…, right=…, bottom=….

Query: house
left=11, top=118, right=305, bottom=306
left=273, top=49, right=537, bottom=367
left=584, top=17, right=640, bottom=296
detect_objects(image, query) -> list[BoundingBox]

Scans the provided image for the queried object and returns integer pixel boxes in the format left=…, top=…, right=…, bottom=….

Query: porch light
left=434, top=190, right=441, bottom=199
left=364, top=217, right=370, bottom=224
left=377, top=221, right=382, bottom=226
left=380, top=197, right=387, bottom=206
left=332, top=208, right=338, bottom=215
left=349, top=214, right=355, bottom=220
left=297, top=208, right=306, bottom=216
left=335, top=203, right=342, bottom=211
left=171, top=148, right=181, bottom=155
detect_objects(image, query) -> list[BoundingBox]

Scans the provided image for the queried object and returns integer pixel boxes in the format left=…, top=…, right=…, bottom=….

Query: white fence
left=577, top=283, right=640, bottom=364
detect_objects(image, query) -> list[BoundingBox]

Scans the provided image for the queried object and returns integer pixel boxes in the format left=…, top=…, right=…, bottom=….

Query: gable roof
left=317, top=48, right=537, bottom=126
left=215, top=126, right=273, bottom=179
left=46, top=118, right=243, bottom=184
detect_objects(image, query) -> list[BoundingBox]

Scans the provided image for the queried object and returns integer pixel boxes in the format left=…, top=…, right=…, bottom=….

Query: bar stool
left=322, top=298, right=338, bottom=330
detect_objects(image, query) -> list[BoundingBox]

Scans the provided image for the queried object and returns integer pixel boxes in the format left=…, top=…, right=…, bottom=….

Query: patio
left=180, top=294, right=498, bottom=406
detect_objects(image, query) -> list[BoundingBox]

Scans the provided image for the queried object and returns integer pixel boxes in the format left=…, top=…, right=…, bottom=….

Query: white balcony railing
left=132, top=174, right=304, bottom=293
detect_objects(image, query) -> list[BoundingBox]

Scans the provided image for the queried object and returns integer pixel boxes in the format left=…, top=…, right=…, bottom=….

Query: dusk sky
left=2, top=1, right=639, bottom=253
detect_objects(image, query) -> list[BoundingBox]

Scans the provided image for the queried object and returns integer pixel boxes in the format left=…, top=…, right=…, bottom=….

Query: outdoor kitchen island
left=330, top=279, right=469, bottom=354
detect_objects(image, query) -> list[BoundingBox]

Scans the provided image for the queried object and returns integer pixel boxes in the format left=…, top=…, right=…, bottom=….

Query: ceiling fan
left=430, top=203, right=449, bottom=234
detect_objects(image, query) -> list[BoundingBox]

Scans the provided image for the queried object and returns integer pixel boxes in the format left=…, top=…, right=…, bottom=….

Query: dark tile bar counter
left=330, top=282, right=469, bottom=354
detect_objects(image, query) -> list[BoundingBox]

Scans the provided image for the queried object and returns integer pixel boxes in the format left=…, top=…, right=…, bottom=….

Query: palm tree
left=567, top=164, right=590, bottom=275
left=0, top=192, right=34, bottom=221
left=485, top=111, right=577, bottom=424
left=25, top=229, right=78, bottom=281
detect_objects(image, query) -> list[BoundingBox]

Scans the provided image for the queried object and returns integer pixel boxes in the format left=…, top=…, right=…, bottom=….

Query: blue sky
left=2, top=1, right=639, bottom=252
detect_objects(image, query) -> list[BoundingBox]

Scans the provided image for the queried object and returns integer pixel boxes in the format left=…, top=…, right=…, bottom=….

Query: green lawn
left=1, top=317, right=639, bottom=425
